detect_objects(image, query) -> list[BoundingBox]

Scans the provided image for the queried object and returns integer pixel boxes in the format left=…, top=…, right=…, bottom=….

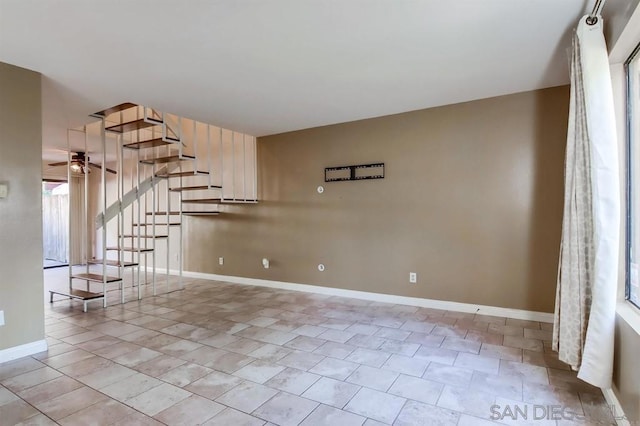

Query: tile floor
left=0, top=268, right=616, bottom=425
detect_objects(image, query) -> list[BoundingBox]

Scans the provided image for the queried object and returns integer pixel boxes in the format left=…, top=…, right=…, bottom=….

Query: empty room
left=0, top=1, right=639, bottom=425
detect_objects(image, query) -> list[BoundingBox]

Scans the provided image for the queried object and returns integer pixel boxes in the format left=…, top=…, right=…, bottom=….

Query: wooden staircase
left=49, top=103, right=257, bottom=311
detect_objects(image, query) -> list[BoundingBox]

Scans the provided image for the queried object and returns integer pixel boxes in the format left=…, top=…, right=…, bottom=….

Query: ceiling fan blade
left=88, top=162, right=117, bottom=174
left=47, top=161, right=69, bottom=167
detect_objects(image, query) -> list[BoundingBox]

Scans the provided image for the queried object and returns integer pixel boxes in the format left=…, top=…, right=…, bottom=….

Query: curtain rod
left=586, top=0, right=606, bottom=25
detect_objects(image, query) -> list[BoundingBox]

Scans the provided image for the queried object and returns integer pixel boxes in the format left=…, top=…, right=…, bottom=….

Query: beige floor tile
left=300, top=404, right=366, bottom=426
left=36, top=386, right=109, bottom=420
left=301, top=377, right=360, bottom=408
left=388, top=374, right=443, bottom=404
left=0, top=398, right=41, bottom=425
left=344, top=348, right=390, bottom=368
left=264, top=367, right=321, bottom=395
left=58, top=355, right=113, bottom=378
left=454, top=352, right=500, bottom=375
left=233, top=360, right=286, bottom=384
left=437, top=384, right=495, bottom=418
left=35, top=271, right=609, bottom=426
left=379, top=339, right=420, bottom=356
left=0, top=357, right=46, bottom=381
left=18, top=376, right=83, bottom=405
left=382, top=354, right=429, bottom=377
left=216, top=381, right=278, bottom=413
left=113, top=347, right=163, bottom=367
left=159, top=363, right=213, bottom=387
left=345, top=334, right=386, bottom=350
left=185, top=370, right=243, bottom=400
left=1, top=366, right=62, bottom=393
left=414, top=346, right=458, bottom=365
left=101, top=372, right=163, bottom=401
left=344, top=387, right=406, bottom=424
left=499, top=359, right=549, bottom=385
left=154, top=394, right=225, bottom=425
left=78, top=363, right=137, bottom=389
left=135, top=354, right=186, bottom=377
left=470, top=371, right=523, bottom=400
left=423, top=362, right=474, bottom=387
left=277, top=350, right=325, bottom=371
left=346, top=365, right=399, bottom=392
left=57, top=397, right=136, bottom=426
left=285, top=336, right=326, bottom=352
left=14, top=412, right=58, bottom=425
left=223, top=337, right=265, bottom=355
left=395, top=400, right=460, bottom=426
left=253, top=392, right=318, bottom=426
left=0, top=385, right=19, bottom=405
left=309, top=357, right=359, bottom=380
left=203, top=407, right=266, bottom=426
left=126, top=382, right=192, bottom=416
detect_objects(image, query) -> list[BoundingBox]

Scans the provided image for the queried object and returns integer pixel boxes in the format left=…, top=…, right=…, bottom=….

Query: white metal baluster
left=253, top=136, right=257, bottom=200
left=243, top=133, right=246, bottom=201
left=232, top=131, right=236, bottom=200
left=219, top=127, right=223, bottom=200
left=100, top=118, right=107, bottom=308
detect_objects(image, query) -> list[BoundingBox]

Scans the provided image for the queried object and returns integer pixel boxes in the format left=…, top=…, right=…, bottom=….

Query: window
left=626, top=41, right=640, bottom=308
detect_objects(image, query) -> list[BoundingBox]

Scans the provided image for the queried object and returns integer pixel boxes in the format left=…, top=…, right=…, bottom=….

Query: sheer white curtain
left=553, top=15, right=619, bottom=389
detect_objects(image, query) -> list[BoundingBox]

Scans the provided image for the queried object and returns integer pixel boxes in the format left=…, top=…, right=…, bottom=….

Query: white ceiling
left=1, top=0, right=591, bottom=147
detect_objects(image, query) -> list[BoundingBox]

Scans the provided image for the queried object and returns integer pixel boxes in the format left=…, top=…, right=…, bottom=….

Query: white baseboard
left=165, top=269, right=554, bottom=323
left=603, top=387, right=631, bottom=426
left=0, top=339, right=48, bottom=364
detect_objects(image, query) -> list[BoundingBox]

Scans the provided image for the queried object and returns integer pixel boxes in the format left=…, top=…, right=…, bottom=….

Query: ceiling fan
left=47, top=151, right=116, bottom=175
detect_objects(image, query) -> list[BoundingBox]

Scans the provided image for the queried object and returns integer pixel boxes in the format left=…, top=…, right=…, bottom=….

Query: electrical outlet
left=409, top=272, right=417, bottom=284
left=219, top=257, right=224, bottom=265
left=0, top=310, right=4, bottom=326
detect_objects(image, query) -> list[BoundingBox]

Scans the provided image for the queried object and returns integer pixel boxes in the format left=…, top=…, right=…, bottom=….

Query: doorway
left=43, top=180, right=69, bottom=269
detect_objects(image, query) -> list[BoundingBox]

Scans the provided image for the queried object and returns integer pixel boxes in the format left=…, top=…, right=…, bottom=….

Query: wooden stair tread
left=106, top=119, right=157, bottom=133
left=87, top=259, right=138, bottom=267
left=155, top=170, right=210, bottom=178
left=94, top=103, right=137, bottom=117
left=106, top=246, right=154, bottom=252
left=50, top=288, right=104, bottom=300
left=133, top=223, right=181, bottom=226
left=124, top=138, right=173, bottom=150
left=140, top=155, right=195, bottom=165
left=71, top=273, right=122, bottom=283
left=147, top=211, right=181, bottom=215
left=183, top=211, right=221, bottom=216
left=120, top=234, right=168, bottom=238
left=182, top=198, right=258, bottom=204
left=169, top=185, right=222, bottom=191
left=181, top=198, right=221, bottom=204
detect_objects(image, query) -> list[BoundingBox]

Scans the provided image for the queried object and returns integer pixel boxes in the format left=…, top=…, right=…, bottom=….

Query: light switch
left=0, top=183, right=7, bottom=199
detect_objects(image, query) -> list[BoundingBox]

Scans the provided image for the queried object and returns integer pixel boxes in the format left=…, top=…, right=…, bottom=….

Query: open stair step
left=182, top=198, right=258, bottom=204
left=170, top=185, right=222, bottom=191
left=155, top=170, right=209, bottom=178
left=181, top=198, right=221, bottom=204
left=93, top=103, right=137, bottom=117
left=71, top=273, right=122, bottom=283
left=133, top=223, right=181, bottom=227
left=87, top=259, right=138, bottom=267
left=140, top=155, right=195, bottom=165
left=124, top=138, right=173, bottom=150
left=106, top=246, right=154, bottom=252
left=182, top=211, right=221, bottom=216
left=106, top=119, right=157, bottom=133
left=120, top=234, right=168, bottom=239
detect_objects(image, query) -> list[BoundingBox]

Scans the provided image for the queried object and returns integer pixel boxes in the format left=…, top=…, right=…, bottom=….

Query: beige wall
left=0, top=62, right=44, bottom=351
left=185, top=86, right=568, bottom=313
